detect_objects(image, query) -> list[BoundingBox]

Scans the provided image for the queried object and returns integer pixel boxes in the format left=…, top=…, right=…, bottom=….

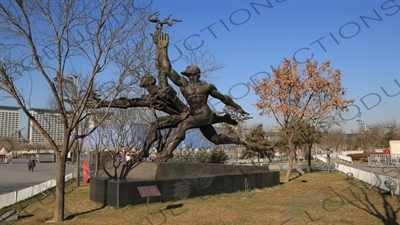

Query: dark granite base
left=90, top=162, right=280, bottom=207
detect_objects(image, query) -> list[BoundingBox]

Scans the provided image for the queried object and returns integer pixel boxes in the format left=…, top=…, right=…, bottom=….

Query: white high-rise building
left=28, top=108, right=64, bottom=144
left=0, top=106, right=20, bottom=138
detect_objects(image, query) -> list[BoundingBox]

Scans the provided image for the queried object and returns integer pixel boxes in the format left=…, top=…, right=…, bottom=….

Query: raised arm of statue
left=155, top=32, right=185, bottom=87
left=155, top=32, right=171, bottom=72
left=152, top=30, right=168, bottom=88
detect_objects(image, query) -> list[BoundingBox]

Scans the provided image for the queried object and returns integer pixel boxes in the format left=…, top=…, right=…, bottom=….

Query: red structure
left=81, top=160, right=90, bottom=183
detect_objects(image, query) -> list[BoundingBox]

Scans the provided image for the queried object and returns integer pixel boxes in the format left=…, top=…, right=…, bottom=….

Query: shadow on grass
left=332, top=181, right=400, bottom=225
left=289, top=174, right=301, bottom=182
left=18, top=214, right=34, bottom=219
left=64, top=203, right=107, bottom=221
left=164, top=203, right=184, bottom=210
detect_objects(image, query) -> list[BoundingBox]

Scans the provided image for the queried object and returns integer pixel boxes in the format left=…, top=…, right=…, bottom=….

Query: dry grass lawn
left=1, top=170, right=399, bottom=225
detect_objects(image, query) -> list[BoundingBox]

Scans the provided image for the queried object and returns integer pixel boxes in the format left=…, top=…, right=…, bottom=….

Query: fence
left=338, top=155, right=353, bottom=164
left=0, top=172, right=75, bottom=209
left=367, top=154, right=400, bottom=167
left=315, top=155, right=328, bottom=163
left=340, top=150, right=364, bottom=156
left=335, top=163, right=399, bottom=196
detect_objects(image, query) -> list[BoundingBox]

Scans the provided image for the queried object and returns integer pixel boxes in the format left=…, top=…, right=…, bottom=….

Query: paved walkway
left=1, top=157, right=399, bottom=196
left=0, top=158, right=75, bottom=195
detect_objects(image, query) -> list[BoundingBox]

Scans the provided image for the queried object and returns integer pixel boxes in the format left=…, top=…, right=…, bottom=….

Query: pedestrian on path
left=384, top=148, right=391, bottom=165
left=28, top=160, right=32, bottom=171
left=326, top=148, right=331, bottom=158
left=28, top=159, right=36, bottom=172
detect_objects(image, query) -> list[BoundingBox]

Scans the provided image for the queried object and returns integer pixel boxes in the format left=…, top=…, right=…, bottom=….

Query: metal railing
left=367, top=154, right=400, bottom=167
left=0, top=172, right=75, bottom=209
left=338, top=155, right=353, bottom=164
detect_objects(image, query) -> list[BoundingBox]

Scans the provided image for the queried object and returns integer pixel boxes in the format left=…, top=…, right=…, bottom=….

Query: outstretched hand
left=151, top=29, right=159, bottom=45
left=158, top=32, right=169, bottom=49
left=152, top=30, right=169, bottom=48
left=237, top=108, right=249, bottom=116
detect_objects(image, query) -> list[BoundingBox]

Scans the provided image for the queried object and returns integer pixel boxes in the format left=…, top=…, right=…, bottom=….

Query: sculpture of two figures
left=92, top=13, right=249, bottom=162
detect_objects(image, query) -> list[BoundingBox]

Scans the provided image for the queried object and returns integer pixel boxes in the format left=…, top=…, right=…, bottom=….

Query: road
left=0, top=158, right=75, bottom=195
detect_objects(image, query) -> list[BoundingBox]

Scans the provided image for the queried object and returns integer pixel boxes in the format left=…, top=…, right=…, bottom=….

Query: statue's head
left=181, top=65, right=201, bottom=78
left=139, top=74, right=156, bottom=87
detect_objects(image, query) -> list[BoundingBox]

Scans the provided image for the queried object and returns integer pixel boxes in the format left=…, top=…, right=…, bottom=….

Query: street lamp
left=53, top=75, right=81, bottom=184
left=356, top=120, right=367, bottom=132
left=66, top=76, right=81, bottom=185
left=356, top=120, right=369, bottom=150
left=66, top=75, right=78, bottom=99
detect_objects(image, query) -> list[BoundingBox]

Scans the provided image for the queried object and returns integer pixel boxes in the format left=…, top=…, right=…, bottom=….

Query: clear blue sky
left=154, top=0, right=400, bottom=132
left=1, top=0, right=399, bottom=133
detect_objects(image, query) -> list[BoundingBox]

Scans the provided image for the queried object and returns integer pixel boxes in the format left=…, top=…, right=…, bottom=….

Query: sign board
left=137, top=185, right=161, bottom=198
left=0, top=208, right=18, bottom=222
left=390, top=140, right=400, bottom=154
left=296, top=167, right=305, bottom=175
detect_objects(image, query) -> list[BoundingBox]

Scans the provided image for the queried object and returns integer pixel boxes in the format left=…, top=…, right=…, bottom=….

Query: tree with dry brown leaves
left=249, top=58, right=354, bottom=182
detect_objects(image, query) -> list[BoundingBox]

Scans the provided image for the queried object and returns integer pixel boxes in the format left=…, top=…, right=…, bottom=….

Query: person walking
left=384, top=148, right=391, bottom=165
left=31, top=159, right=36, bottom=172
left=28, top=159, right=33, bottom=171
left=28, top=159, right=36, bottom=172
left=326, top=149, right=331, bottom=158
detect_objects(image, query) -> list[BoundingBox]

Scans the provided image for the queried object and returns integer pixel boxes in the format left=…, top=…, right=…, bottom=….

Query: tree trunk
left=284, top=147, right=295, bottom=182
left=53, top=154, right=67, bottom=222
left=307, top=143, right=313, bottom=173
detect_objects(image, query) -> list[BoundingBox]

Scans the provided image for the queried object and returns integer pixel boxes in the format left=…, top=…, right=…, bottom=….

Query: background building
left=0, top=106, right=20, bottom=139
left=28, top=108, right=64, bottom=144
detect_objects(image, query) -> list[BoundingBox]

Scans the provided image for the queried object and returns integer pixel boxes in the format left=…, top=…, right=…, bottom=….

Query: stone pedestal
left=90, top=162, right=280, bottom=207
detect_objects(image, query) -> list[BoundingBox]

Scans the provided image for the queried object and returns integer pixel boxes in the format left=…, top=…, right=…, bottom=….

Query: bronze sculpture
left=150, top=30, right=248, bottom=161
left=90, top=13, right=249, bottom=162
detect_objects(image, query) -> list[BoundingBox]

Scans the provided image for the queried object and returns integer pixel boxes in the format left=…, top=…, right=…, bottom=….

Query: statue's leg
left=200, top=125, right=246, bottom=145
left=212, top=113, right=238, bottom=125
left=141, top=123, right=158, bottom=158
left=155, top=116, right=200, bottom=161
left=218, top=134, right=247, bottom=145
left=155, top=129, right=186, bottom=161
left=140, top=114, right=188, bottom=159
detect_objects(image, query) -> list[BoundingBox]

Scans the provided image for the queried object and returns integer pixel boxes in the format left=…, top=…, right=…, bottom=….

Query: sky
left=1, top=0, right=400, bottom=134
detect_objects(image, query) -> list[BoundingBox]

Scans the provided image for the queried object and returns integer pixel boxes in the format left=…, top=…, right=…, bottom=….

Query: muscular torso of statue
left=181, top=81, right=212, bottom=116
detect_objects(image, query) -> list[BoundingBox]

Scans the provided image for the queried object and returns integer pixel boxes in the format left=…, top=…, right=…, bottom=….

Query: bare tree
left=89, top=108, right=148, bottom=152
left=319, top=128, right=347, bottom=151
left=0, top=0, right=152, bottom=222
left=179, top=44, right=225, bottom=82
left=358, top=121, right=400, bottom=151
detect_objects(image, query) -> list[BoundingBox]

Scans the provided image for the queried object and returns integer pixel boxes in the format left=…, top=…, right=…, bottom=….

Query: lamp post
left=67, top=76, right=81, bottom=186
left=356, top=119, right=368, bottom=150
left=53, top=75, right=80, bottom=185
left=356, top=120, right=367, bottom=132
